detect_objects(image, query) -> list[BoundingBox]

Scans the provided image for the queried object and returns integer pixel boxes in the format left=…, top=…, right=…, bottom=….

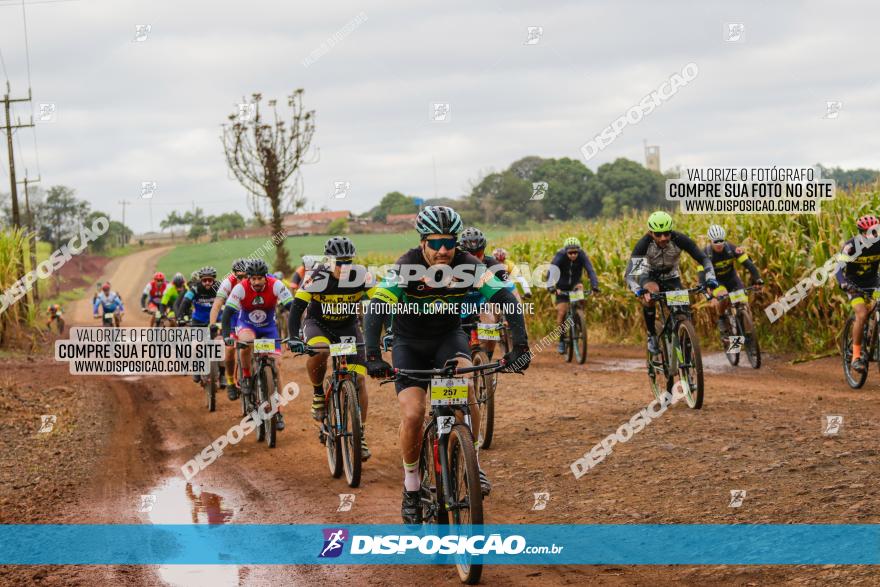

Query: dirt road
left=3, top=248, right=878, bottom=586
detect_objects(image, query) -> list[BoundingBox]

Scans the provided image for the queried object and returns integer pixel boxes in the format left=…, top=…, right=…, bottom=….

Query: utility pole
left=17, top=171, right=40, bottom=302
left=2, top=83, right=34, bottom=228
left=118, top=200, right=130, bottom=247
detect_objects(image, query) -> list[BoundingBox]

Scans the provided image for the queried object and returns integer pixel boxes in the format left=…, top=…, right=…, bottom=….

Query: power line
left=19, top=0, right=32, bottom=89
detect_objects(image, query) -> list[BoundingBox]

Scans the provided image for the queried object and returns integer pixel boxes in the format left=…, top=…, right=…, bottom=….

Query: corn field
left=0, top=227, right=35, bottom=344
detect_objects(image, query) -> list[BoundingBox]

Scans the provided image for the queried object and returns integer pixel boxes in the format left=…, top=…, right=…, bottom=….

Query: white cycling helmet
left=707, top=224, right=726, bottom=243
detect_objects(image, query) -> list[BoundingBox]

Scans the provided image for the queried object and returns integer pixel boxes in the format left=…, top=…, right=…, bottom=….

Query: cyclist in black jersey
left=835, top=215, right=880, bottom=373
left=362, top=205, right=531, bottom=524
left=286, top=236, right=374, bottom=460
left=625, top=211, right=717, bottom=355
left=458, top=226, right=511, bottom=359
left=699, top=224, right=763, bottom=334
left=548, top=236, right=600, bottom=353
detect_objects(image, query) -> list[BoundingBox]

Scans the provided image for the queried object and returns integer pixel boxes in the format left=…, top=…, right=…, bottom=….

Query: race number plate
left=253, top=338, right=275, bottom=353
left=430, top=377, right=468, bottom=406
left=568, top=290, right=585, bottom=302
left=330, top=341, right=357, bottom=356
left=729, top=289, right=748, bottom=304
left=103, top=313, right=114, bottom=320
left=666, top=290, right=690, bottom=306
left=477, top=323, right=502, bottom=341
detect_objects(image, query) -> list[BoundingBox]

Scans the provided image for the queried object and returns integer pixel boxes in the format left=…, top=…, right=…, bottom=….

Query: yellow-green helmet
left=647, top=211, right=673, bottom=232
left=563, top=236, right=581, bottom=250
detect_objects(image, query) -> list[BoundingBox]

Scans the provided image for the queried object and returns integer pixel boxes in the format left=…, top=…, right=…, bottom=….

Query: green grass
left=156, top=229, right=517, bottom=275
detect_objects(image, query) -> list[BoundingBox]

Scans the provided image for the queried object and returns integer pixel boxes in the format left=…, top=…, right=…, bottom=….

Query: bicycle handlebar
left=647, top=284, right=706, bottom=302
left=378, top=360, right=507, bottom=385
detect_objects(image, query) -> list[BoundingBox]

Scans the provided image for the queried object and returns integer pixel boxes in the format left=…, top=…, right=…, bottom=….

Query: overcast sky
left=0, top=0, right=877, bottom=233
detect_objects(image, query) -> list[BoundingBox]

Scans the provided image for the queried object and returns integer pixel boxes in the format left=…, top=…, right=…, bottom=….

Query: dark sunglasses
left=426, top=237, right=457, bottom=251
left=652, top=231, right=672, bottom=237
left=711, top=239, right=725, bottom=245
left=200, top=277, right=215, bottom=284
left=334, top=258, right=354, bottom=265
left=566, top=249, right=579, bottom=255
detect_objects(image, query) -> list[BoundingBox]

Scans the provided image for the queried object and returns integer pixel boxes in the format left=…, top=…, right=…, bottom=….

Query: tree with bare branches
left=221, top=89, right=317, bottom=273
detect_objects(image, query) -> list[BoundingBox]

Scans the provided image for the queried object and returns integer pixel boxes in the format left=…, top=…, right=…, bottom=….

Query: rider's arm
left=273, top=279, right=294, bottom=310
left=92, top=297, right=100, bottom=315
left=732, top=244, right=761, bottom=282
left=220, top=283, right=245, bottom=337
left=140, top=291, right=148, bottom=309
left=158, top=287, right=175, bottom=313
left=363, top=266, right=404, bottom=356
left=485, top=285, right=528, bottom=347
left=115, top=294, right=125, bottom=312
left=624, top=234, right=652, bottom=294
left=675, top=232, right=715, bottom=282
left=835, top=241, right=856, bottom=288
left=579, top=250, right=599, bottom=290
left=178, top=288, right=195, bottom=318
left=548, top=250, right=565, bottom=290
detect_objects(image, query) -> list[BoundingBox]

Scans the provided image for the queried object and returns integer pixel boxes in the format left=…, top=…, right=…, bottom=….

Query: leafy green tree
left=368, top=191, right=419, bottom=220
left=532, top=157, right=598, bottom=220
left=39, top=186, right=90, bottom=249
left=207, top=211, right=245, bottom=235
left=595, top=158, right=666, bottom=216
left=85, top=211, right=131, bottom=252
left=327, top=217, right=349, bottom=234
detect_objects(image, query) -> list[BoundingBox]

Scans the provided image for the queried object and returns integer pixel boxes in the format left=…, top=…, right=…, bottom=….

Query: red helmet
left=101, top=282, right=110, bottom=291
left=492, top=247, right=508, bottom=263
left=154, top=272, right=165, bottom=281
left=857, top=215, right=879, bottom=232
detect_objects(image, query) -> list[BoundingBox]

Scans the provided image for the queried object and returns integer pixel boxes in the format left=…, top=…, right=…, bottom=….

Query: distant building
left=645, top=144, right=661, bottom=172
left=386, top=213, right=418, bottom=225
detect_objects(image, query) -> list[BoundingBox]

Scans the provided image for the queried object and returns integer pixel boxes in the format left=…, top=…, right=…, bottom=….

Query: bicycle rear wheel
left=325, top=380, right=343, bottom=478
left=675, top=319, right=704, bottom=409
left=841, top=316, right=868, bottom=389
left=340, top=379, right=362, bottom=488
left=472, top=350, right=495, bottom=450
left=447, top=423, right=483, bottom=585
left=206, top=360, right=218, bottom=412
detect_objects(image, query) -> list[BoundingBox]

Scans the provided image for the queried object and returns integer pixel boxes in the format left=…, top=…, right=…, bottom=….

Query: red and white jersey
left=216, top=274, right=241, bottom=301
left=143, top=280, right=167, bottom=301
left=226, top=276, right=292, bottom=327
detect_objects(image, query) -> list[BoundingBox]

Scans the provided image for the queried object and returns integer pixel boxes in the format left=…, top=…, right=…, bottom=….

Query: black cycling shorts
left=639, top=273, right=683, bottom=291
left=302, top=317, right=366, bottom=377
left=391, top=328, right=471, bottom=394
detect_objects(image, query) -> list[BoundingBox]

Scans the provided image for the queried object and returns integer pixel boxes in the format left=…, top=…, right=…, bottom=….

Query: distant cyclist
left=158, top=273, right=187, bottom=324
left=286, top=236, right=373, bottom=460
left=548, top=237, right=600, bottom=354
left=221, top=259, right=293, bottom=431
left=362, top=205, right=531, bottom=523
left=141, top=272, right=167, bottom=326
left=46, top=304, right=64, bottom=334
left=178, top=266, right=222, bottom=384
left=835, top=215, right=880, bottom=373
left=700, top=224, right=763, bottom=335
left=459, top=227, right=512, bottom=360
left=625, top=211, right=717, bottom=355
left=211, top=258, right=249, bottom=400
left=93, top=282, right=125, bottom=326
left=290, top=255, right=318, bottom=292
left=493, top=247, right=532, bottom=299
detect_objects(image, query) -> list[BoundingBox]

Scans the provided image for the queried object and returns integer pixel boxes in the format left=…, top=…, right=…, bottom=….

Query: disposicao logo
left=319, top=528, right=348, bottom=558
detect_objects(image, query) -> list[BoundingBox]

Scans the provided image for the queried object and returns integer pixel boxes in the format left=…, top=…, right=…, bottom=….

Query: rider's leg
left=852, top=298, right=869, bottom=361
left=307, top=346, right=330, bottom=420
left=237, top=328, right=255, bottom=386
left=556, top=300, right=569, bottom=353
left=398, top=385, right=427, bottom=491
left=641, top=281, right=659, bottom=335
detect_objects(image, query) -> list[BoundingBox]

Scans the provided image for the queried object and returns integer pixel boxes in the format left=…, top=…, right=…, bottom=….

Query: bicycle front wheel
left=340, top=379, right=362, bottom=488
left=326, top=380, right=343, bottom=478
left=206, top=360, right=218, bottom=412
left=565, top=313, right=574, bottom=363
left=739, top=309, right=761, bottom=369
left=447, top=423, right=483, bottom=585
left=723, top=312, right=740, bottom=367
left=472, top=350, right=495, bottom=450
left=574, top=309, right=587, bottom=364
left=675, top=319, right=704, bottom=409
left=259, top=365, right=277, bottom=448
left=841, top=316, right=868, bottom=389
left=419, top=423, right=446, bottom=525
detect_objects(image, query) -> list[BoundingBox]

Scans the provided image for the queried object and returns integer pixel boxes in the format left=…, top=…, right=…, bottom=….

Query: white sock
left=403, top=461, right=420, bottom=492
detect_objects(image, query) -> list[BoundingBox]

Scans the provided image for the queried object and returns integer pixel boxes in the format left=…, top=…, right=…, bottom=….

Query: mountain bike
left=711, top=285, right=761, bottom=369
left=841, top=286, right=880, bottom=389
left=462, top=321, right=500, bottom=450
left=379, top=358, right=507, bottom=585
left=294, top=339, right=365, bottom=487
left=646, top=285, right=705, bottom=409
left=235, top=338, right=285, bottom=448
left=96, top=312, right=115, bottom=327
left=557, top=289, right=588, bottom=364
left=187, top=322, right=224, bottom=412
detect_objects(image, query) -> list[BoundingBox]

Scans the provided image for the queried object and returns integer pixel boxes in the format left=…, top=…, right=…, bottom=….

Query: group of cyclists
left=45, top=204, right=880, bottom=525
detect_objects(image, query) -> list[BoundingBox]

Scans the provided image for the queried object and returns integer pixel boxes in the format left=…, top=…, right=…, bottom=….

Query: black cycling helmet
left=459, top=227, right=487, bottom=253
left=324, top=236, right=356, bottom=258
left=232, top=258, right=248, bottom=273
left=172, top=272, right=186, bottom=286
left=246, top=259, right=269, bottom=277
left=415, top=205, right=463, bottom=237
left=198, top=266, right=217, bottom=279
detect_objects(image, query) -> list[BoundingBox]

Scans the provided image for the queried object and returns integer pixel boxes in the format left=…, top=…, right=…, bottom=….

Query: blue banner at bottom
left=0, top=524, right=877, bottom=565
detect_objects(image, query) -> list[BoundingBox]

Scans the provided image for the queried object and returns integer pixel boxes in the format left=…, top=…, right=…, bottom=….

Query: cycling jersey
left=836, top=234, right=880, bottom=288
left=160, top=285, right=185, bottom=313
left=180, top=282, right=219, bottom=324
left=550, top=248, right=599, bottom=291
left=369, top=247, right=509, bottom=339
left=225, top=276, right=293, bottom=330
left=142, top=280, right=167, bottom=304
left=93, top=292, right=124, bottom=313
left=289, top=264, right=371, bottom=329
left=459, top=254, right=514, bottom=319
left=701, top=242, right=760, bottom=287
left=625, top=231, right=715, bottom=293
